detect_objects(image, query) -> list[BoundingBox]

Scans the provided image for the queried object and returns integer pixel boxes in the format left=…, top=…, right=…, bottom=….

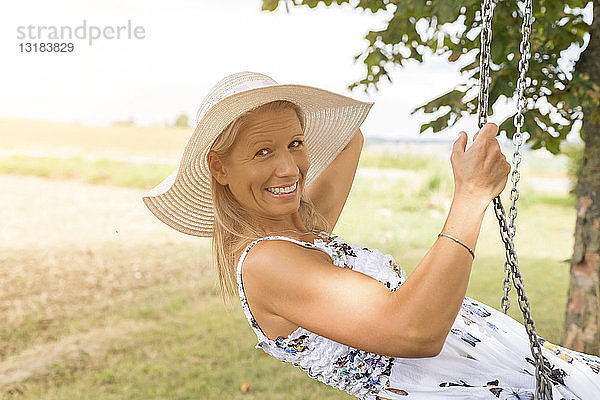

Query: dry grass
left=1, top=174, right=211, bottom=389
left=1, top=171, right=348, bottom=399
left=0, top=118, right=190, bottom=161
left=0, top=118, right=579, bottom=399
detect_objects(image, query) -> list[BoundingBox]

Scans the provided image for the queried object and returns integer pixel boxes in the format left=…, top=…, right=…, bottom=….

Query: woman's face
left=218, top=107, right=309, bottom=229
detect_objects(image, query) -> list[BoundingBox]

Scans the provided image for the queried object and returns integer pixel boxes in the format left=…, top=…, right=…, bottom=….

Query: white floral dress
left=236, top=231, right=600, bottom=399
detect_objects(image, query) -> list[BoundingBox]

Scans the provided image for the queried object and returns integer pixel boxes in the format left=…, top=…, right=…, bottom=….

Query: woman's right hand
left=450, top=123, right=511, bottom=207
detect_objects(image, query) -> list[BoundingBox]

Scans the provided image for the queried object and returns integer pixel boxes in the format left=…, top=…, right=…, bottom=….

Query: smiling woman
left=206, top=100, right=330, bottom=302
left=141, top=71, right=600, bottom=400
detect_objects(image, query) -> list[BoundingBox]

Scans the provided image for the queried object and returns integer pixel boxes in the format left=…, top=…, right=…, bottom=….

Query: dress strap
left=235, top=233, right=332, bottom=346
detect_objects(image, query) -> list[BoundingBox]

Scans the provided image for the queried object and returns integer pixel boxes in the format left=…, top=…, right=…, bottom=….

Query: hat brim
left=141, top=84, right=374, bottom=238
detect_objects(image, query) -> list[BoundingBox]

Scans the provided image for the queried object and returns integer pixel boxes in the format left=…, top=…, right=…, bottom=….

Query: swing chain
left=478, top=1, right=553, bottom=399
left=509, top=0, right=533, bottom=241
left=477, top=0, right=494, bottom=130
left=502, top=0, right=533, bottom=315
left=501, top=260, right=512, bottom=312
left=494, top=198, right=554, bottom=400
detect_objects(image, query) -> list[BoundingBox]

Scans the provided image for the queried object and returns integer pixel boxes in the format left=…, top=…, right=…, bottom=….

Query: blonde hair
left=209, top=100, right=330, bottom=308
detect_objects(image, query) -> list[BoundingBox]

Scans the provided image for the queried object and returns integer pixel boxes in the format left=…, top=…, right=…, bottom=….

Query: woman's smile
left=265, top=181, right=298, bottom=198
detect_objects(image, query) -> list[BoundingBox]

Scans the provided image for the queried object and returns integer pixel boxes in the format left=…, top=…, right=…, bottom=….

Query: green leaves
left=260, top=0, right=594, bottom=154
left=261, top=0, right=280, bottom=11
left=435, top=2, right=457, bottom=24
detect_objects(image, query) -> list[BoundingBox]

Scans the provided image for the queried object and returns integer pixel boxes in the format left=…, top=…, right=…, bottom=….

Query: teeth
left=267, top=182, right=297, bottom=195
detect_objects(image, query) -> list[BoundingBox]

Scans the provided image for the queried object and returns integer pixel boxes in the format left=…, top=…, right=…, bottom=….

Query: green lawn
left=1, top=147, right=578, bottom=399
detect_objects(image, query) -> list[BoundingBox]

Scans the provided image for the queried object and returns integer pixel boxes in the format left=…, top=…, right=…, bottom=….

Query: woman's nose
left=275, top=149, right=299, bottom=176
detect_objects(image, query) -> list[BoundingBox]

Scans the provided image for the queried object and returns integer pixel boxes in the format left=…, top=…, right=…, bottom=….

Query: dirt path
left=1, top=174, right=211, bottom=387
left=0, top=173, right=199, bottom=252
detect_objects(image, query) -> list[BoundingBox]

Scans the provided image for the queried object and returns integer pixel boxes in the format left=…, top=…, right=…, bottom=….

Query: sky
left=0, top=0, right=589, bottom=142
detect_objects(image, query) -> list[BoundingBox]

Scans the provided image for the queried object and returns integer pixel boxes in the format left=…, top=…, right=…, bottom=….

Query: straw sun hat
left=141, top=71, right=374, bottom=238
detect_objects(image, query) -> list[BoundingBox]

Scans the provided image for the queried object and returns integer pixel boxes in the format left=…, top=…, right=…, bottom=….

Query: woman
left=142, top=71, right=600, bottom=399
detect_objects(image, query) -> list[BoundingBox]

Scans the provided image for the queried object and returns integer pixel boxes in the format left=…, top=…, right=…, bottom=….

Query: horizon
left=1, top=0, right=589, bottom=145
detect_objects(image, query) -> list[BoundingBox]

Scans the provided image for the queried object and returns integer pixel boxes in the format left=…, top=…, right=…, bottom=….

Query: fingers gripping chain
left=477, top=1, right=553, bottom=399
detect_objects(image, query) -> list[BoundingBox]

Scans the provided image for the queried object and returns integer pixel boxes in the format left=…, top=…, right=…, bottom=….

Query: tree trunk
left=562, top=0, right=600, bottom=355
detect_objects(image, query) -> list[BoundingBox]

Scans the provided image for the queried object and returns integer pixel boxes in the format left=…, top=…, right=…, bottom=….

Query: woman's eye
left=255, top=148, right=269, bottom=157
left=254, top=141, right=302, bottom=157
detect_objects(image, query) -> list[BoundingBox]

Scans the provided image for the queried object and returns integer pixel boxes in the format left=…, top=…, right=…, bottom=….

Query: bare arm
left=246, top=123, right=509, bottom=358
left=306, top=129, right=364, bottom=231
left=395, top=123, right=510, bottom=352
left=389, top=194, right=486, bottom=354
left=245, top=201, right=483, bottom=358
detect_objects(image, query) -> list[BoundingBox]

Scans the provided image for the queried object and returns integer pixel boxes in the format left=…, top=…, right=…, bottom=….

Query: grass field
left=0, top=118, right=578, bottom=399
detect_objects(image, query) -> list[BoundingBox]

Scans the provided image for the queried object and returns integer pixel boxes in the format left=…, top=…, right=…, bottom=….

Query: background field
left=1, top=118, right=577, bottom=399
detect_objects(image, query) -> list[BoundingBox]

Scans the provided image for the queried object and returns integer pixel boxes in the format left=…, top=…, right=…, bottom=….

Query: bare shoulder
left=238, top=238, right=333, bottom=337
left=242, top=238, right=330, bottom=270
left=240, top=239, right=333, bottom=306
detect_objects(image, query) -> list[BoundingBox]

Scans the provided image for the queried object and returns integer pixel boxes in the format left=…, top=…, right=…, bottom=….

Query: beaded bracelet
left=438, top=233, right=475, bottom=260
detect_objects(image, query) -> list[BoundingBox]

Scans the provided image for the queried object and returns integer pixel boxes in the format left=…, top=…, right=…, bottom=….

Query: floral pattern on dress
left=524, top=355, right=568, bottom=386
left=437, top=379, right=538, bottom=399
left=463, top=300, right=492, bottom=317
left=537, top=336, right=600, bottom=376
left=324, top=235, right=407, bottom=293
left=388, top=259, right=405, bottom=280
left=332, top=349, right=395, bottom=393
left=330, top=240, right=358, bottom=258
left=450, top=327, right=481, bottom=347
left=538, top=337, right=574, bottom=364
left=275, top=334, right=310, bottom=355
left=580, top=354, right=600, bottom=373
left=240, top=297, right=263, bottom=333
left=326, top=235, right=357, bottom=269
left=489, top=387, right=534, bottom=399
left=377, top=385, right=409, bottom=397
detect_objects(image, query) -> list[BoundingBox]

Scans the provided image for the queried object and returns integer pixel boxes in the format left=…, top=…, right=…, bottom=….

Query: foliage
left=261, top=0, right=598, bottom=155
left=561, top=141, right=585, bottom=195
left=174, top=113, right=190, bottom=128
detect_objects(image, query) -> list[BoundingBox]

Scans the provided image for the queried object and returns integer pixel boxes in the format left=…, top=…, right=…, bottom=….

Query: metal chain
left=477, top=0, right=494, bottom=130
left=501, top=0, right=533, bottom=314
left=477, top=1, right=553, bottom=399
left=493, top=200, right=554, bottom=399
